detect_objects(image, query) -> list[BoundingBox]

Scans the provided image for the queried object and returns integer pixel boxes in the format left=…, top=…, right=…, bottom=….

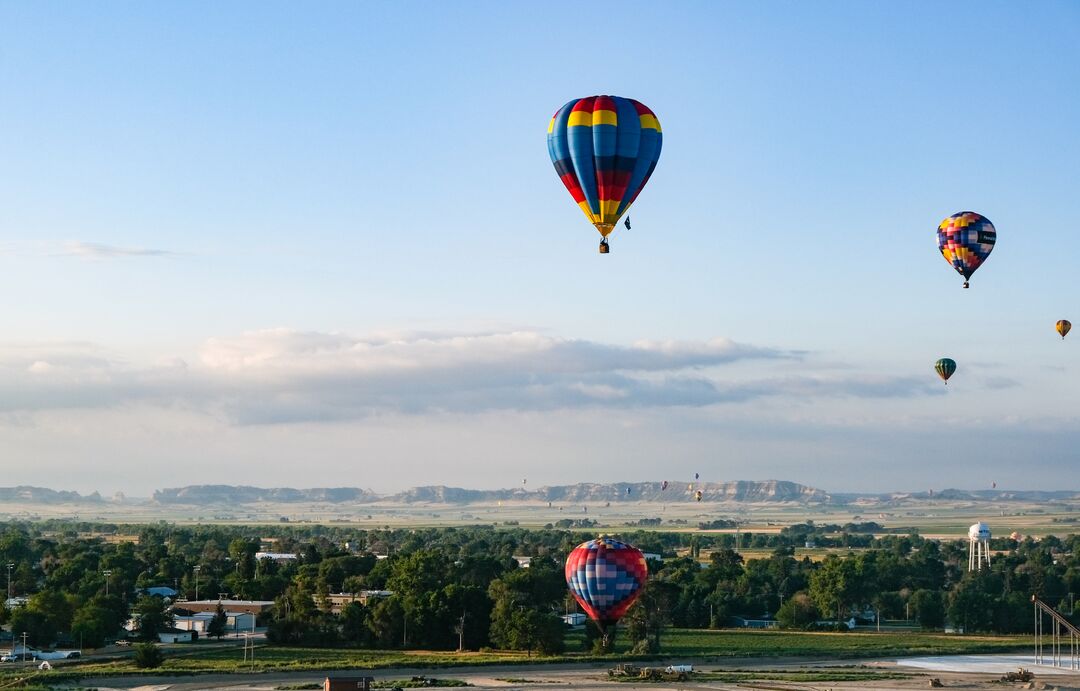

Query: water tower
left=968, top=521, right=991, bottom=571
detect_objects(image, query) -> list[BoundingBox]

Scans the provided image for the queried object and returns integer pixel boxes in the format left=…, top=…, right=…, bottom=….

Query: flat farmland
left=1, top=496, right=1077, bottom=540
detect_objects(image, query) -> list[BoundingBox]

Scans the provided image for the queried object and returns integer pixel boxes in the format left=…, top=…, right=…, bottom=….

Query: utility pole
left=103, top=570, right=112, bottom=597
left=402, top=614, right=407, bottom=648
left=193, top=565, right=201, bottom=601
left=6, top=563, right=13, bottom=601
left=456, top=610, right=466, bottom=652
left=20, top=632, right=28, bottom=662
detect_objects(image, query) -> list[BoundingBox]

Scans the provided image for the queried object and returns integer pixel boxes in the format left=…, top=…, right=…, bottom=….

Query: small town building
left=731, top=616, right=778, bottom=629
left=157, top=628, right=194, bottom=643
left=176, top=599, right=273, bottom=616
left=255, top=552, right=298, bottom=562
left=325, top=591, right=393, bottom=614
left=561, top=613, right=586, bottom=626
left=173, top=611, right=256, bottom=635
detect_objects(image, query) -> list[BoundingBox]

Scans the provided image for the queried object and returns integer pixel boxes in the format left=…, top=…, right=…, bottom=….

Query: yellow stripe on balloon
left=592, top=109, right=617, bottom=126
left=577, top=200, right=598, bottom=222
left=597, top=199, right=623, bottom=220
left=639, top=114, right=661, bottom=131
left=547, top=117, right=555, bottom=134
left=568, top=111, right=593, bottom=127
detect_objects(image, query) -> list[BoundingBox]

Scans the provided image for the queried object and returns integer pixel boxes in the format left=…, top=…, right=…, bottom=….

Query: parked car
left=1, top=653, right=34, bottom=662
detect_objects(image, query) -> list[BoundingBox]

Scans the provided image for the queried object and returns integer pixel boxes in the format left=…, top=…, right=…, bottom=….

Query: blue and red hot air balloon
left=565, top=537, right=648, bottom=644
left=548, top=96, right=662, bottom=253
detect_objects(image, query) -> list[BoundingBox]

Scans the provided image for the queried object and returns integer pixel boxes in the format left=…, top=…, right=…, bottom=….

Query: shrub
left=133, top=642, right=164, bottom=669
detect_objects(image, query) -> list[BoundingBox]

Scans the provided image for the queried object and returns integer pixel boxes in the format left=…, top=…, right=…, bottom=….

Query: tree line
left=0, top=522, right=1076, bottom=653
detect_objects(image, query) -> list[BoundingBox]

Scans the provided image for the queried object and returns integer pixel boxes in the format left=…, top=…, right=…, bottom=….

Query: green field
left=4, top=628, right=1028, bottom=685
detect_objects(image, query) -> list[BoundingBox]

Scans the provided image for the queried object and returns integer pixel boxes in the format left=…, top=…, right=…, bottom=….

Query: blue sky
left=1, top=1, right=1078, bottom=495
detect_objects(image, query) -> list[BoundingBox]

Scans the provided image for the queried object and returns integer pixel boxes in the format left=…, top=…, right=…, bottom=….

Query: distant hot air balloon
left=992, top=481, right=997, bottom=489
left=626, top=487, right=632, bottom=496
left=694, top=490, right=703, bottom=502
left=937, top=212, right=996, bottom=288
left=1056, top=320, right=1071, bottom=340
left=935, top=358, right=956, bottom=385
left=661, top=480, right=669, bottom=491
left=548, top=96, right=662, bottom=254
left=565, top=537, right=648, bottom=646
left=523, top=478, right=527, bottom=486
left=694, top=472, right=700, bottom=480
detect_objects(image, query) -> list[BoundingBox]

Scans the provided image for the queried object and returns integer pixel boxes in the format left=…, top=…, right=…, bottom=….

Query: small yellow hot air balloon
left=1056, top=320, right=1071, bottom=340
left=694, top=490, right=703, bottom=502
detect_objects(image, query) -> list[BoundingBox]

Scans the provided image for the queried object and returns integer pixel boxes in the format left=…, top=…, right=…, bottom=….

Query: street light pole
left=194, top=565, right=202, bottom=601
left=103, top=570, right=112, bottom=597
left=6, top=563, right=13, bottom=601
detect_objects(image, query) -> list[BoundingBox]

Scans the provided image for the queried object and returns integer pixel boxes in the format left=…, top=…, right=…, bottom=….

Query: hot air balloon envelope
left=548, top=96, right=662, bottom=246
left=935, top=358, right=956, bottom=384
left=937, top=212, right=996, bottom=288
left=565, top=537, right=648, bottom=628
left=1057, top=320, right=1071, bottom=339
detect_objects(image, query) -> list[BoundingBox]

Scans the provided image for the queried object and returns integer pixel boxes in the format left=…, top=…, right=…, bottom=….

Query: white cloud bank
left=63, top=241, right=178, bottom=259
left=0, top=329, right=941, bottom=425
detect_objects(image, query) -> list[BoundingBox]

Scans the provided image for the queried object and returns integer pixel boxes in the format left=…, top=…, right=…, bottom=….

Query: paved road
left=55, top=655, right=1080, bottom=690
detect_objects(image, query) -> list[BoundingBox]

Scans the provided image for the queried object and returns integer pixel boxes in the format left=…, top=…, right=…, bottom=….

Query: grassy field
left=642, top=628, right=1026, bottom=658
left=1, top=628, right=1028, bottom=685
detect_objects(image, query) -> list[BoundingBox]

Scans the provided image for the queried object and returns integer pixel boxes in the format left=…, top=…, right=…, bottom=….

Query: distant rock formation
left=152, top=485, right=380, bottom=504
left=150, top=480, right=829, bottom=505
left=3, top=482, right=1076, bottom=508
left=0, top=486, right=102, bottom=503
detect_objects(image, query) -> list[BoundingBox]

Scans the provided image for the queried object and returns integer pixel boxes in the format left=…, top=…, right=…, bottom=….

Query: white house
left=255, top=552, right=298, bottom=562
left=173, top=611, right=256, bottom=635
left=157, top=629, right=194, bottom=643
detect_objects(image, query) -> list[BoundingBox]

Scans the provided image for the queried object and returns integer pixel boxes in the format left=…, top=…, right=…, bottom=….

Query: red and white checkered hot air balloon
left=565, top=537, right=648, bottom=644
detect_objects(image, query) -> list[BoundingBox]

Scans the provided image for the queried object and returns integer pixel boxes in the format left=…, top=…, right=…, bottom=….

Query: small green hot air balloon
left=935, top=358, right=956, bottom=385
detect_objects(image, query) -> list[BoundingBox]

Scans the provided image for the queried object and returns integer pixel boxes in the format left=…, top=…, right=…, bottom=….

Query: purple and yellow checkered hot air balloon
left=548, top=96, right=662, bottom=253
left=937, top=212, right=996, bottom=288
